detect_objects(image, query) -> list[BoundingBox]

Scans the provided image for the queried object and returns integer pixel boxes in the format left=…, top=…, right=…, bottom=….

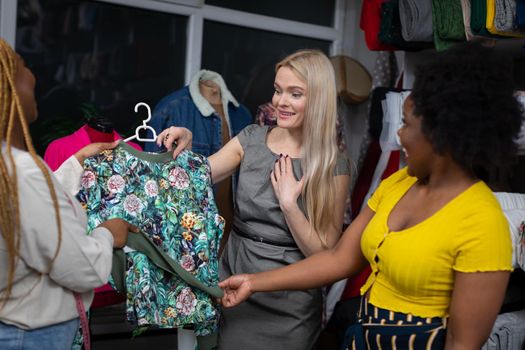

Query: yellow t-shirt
left=360, top=168, right=512, bottom=318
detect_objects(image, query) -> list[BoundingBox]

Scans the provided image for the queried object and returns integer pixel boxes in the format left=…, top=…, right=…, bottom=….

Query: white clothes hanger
left=123, top=102, right=158, bottom=143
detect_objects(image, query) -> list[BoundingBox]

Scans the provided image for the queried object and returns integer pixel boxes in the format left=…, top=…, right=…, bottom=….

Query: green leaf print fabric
left=77, top=142, right=223, bottom=337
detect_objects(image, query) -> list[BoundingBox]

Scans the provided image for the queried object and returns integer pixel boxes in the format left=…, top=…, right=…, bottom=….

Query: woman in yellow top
left=218, top=42, right=524, bottom=349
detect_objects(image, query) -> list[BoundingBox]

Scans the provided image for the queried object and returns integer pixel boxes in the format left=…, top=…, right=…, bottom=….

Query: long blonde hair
left=276, top=50, right=339, bottom=247
left=0, top=39, right=62, bottom=305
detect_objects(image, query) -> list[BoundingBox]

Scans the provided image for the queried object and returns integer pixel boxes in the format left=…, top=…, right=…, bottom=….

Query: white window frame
left=0, top=0, right=345, bottom=84
left=0, top=0, right=18, bottom=46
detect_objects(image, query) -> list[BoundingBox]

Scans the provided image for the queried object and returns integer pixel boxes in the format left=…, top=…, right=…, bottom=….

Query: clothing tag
left=123, top=245, right=136, bottom=253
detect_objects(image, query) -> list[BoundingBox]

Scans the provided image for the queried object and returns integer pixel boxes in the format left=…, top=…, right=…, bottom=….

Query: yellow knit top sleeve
left=360, top=168, right=512, bottom=318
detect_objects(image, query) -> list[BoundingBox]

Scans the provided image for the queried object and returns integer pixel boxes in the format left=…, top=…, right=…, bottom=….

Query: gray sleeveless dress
left=218, top=125, right=351, bottom=350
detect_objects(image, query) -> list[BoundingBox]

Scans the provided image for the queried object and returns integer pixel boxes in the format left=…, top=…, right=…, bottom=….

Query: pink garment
left=44, top=124, right=141, bottom=308
left=44, top=124, right=142, bottom=171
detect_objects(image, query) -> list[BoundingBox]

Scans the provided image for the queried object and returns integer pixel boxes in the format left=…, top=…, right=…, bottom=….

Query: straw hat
left=330, top=55, right=372, bottom=105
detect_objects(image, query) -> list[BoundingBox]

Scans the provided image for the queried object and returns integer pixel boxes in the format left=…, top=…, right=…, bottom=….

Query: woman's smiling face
left=272, top=66, right=307, bottom=130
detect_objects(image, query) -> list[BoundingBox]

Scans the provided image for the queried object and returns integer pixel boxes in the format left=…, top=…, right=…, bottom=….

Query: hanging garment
left=399, top=0, right=434, bottom=42
left=353, top=55, right=400, bottom=193
left=516, top=94, right=525, bottom=151
left=471, top=0, right=500, bottom=37
left=493, top=192, right=525, bottom=269
left=494, top=0, right=518, bottom=32
left=76, top=142, right=223, bottom=347
left=460, top=0, right=476, bottom=40
left=487, top=0, right=525, bottom=36
left=432, top=0, right=467, bottom=51
left=518, top=0, right=525, bottom=28
left=360, top=0, right=397, bottom=51
left=144, top=70, right=252, bottom=156
left=360, top=90, right=408, bottom=213
left=44, top=124, right=142, bottom=171
left=378, top=0, right=433, bottom=50
left=482, top=309, right=525, bottom=349
left=255, top=102, right=277, bottom=127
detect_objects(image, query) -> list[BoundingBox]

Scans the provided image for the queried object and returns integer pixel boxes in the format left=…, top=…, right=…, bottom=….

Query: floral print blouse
left=77, top=142, right=223, bottom=336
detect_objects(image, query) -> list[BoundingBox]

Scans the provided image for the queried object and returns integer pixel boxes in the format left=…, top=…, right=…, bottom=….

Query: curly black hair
left=410, top=42, right=524, bottom=175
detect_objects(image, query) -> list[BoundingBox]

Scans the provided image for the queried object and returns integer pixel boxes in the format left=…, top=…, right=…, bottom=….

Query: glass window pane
left=205, top=0, right=335, bottom=27
left=202, top=20, right=331, bottom=116
left=16, top=0, right=187, bottom=154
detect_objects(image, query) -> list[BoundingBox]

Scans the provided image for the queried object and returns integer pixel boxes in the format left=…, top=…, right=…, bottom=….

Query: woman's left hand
left=271, top=155, right=304, bottom=211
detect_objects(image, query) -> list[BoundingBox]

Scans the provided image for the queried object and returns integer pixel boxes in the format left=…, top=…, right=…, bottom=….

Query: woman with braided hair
left=0, top=38, right=135, bottom=349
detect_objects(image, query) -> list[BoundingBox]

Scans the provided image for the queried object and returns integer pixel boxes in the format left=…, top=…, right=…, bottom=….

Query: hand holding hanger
left=157, top=126, right=193, bottom=159
left=74, top=140, right=119, bottom=164
left=123, top=102, right=158, bottom=143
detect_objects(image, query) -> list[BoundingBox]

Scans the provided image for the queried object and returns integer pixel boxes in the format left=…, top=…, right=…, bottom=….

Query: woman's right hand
left=97, top=218, right=139, bottom=248
left=74, top=140, right=119, bottom=165
left=219, top=274, right=254, bottom=307
left=157, top=126, right=193, bottom=158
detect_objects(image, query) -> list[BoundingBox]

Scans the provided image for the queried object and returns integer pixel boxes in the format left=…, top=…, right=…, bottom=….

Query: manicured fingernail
left=285, top=155, right=289, bottom=158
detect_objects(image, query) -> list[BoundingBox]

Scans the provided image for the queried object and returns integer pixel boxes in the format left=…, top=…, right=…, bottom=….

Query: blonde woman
left=0, top=39, right=135, bottom=349
left=160, top=49, right=351, bottom=349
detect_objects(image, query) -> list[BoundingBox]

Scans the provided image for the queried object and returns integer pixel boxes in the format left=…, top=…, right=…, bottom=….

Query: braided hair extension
left=0, top=39, right=62, bottom=306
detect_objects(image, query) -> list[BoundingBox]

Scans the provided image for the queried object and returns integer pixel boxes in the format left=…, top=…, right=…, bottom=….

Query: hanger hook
left=134, top=102, right=152, bottom=124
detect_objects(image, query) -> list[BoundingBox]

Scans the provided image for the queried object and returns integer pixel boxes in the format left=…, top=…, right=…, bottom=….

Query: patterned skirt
left=341, top=298, right=447, bottom=350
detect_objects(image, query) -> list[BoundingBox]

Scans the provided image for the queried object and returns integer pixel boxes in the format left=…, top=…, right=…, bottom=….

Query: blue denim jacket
left=145, top=70, right=253, bottom=156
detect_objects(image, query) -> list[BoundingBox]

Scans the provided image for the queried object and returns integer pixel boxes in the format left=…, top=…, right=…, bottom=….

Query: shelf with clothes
left=360, top=0, right=525, bottom=53
left=359, top=0, right=525, bottom=90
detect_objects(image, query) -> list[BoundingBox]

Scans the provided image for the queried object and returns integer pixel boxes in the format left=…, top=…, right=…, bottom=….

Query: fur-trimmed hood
left=188, top=70, right=239, bottom=121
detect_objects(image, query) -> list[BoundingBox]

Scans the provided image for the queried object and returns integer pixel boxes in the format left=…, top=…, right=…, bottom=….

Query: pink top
left=44, top=124, right=142, bottom=171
